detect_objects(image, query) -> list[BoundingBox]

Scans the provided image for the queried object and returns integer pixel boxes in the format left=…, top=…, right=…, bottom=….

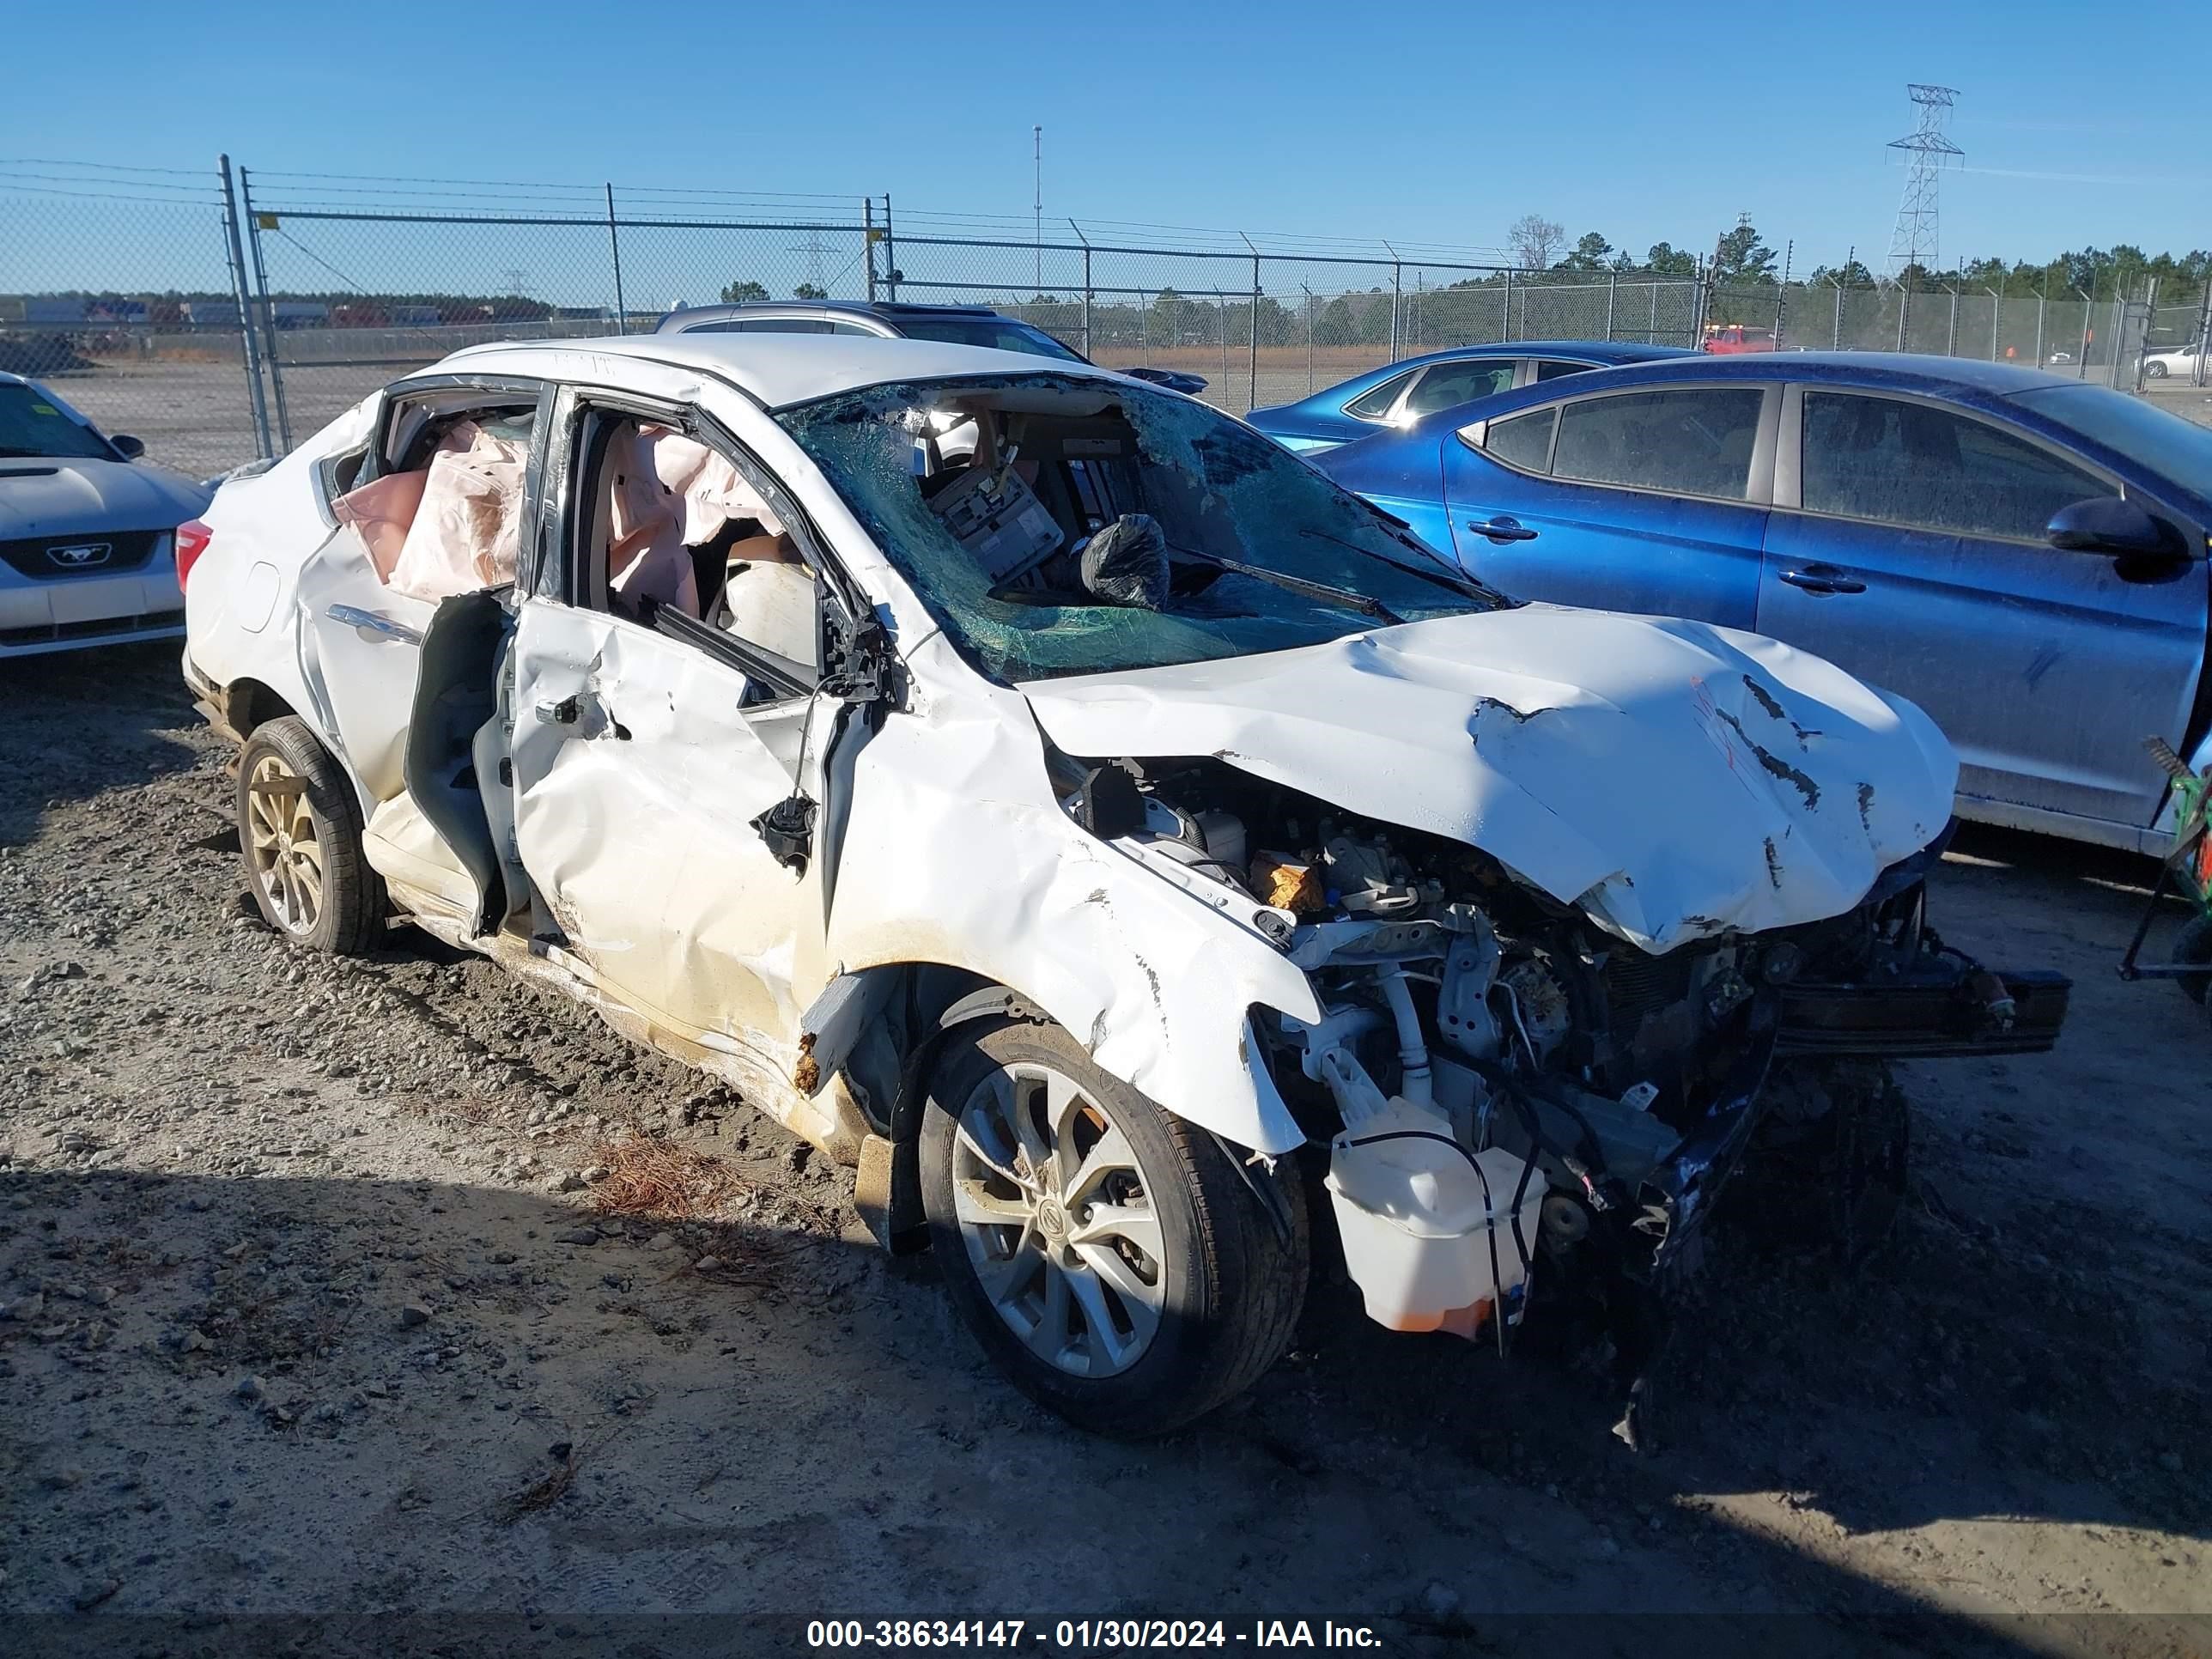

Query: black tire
left=2172, top=912, right=2212, bottom=1008
left=920, top=1018, right=1309, bottom=1437
left=1737, top=1058, right=1909, bottom=1268
left=235, top=715, right=384, bottom=955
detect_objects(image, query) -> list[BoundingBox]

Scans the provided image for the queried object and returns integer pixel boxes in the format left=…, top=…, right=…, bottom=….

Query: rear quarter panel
left=185, top=398, right=378, bottom=746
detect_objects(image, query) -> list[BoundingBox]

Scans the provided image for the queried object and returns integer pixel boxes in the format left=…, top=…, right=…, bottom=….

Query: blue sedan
left=1247, top=340, right=1693, bottom=453
left=1315, top=352, right=2212, bottom=854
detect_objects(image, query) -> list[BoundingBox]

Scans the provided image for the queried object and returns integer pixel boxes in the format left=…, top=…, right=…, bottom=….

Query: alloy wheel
left=949, top=1060, right=1166, bottom=1377
left=246, top=753, right=325, bottom=937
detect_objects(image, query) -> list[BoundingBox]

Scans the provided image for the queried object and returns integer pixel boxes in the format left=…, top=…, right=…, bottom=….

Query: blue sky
left=6, top=0, right=2208, bottom=270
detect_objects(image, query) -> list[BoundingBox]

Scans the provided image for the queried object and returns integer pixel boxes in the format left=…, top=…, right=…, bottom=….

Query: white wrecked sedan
left=180, top=335, right=2069, bottom=1436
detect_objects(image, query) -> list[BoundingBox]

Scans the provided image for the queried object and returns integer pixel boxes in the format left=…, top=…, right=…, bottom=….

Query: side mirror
left=2045, top=496, right=2178, bottom=558
left=109, top=434, right=146, bottom=460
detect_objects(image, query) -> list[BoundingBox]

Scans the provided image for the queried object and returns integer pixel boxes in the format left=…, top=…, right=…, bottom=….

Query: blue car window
left=1534, top=359, right=1595, bottom=382
left=1477, top=407, right=1557, bottom=474
left=1401, top=360, right=1516, bottom=417
left=1552, top=387, right=1764, bottom=501
left=1344, top=368, right=1419, bottom=421
left=1802, top=392, right=2106, bottom=544
left=2010, top=384, right=2212, bottom=499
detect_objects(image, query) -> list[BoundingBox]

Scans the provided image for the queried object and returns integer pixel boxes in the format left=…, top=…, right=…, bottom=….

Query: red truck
left=1702, top=324, right=1776, bottom=354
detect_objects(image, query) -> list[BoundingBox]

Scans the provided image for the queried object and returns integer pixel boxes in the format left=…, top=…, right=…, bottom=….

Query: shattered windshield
left=776, top=373, right=1504, bottom=683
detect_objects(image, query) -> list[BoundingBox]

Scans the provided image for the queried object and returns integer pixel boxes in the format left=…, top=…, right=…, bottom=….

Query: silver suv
left=655, top=300, right=1209, bottom=395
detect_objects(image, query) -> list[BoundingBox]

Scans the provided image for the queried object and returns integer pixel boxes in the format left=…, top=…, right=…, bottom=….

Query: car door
left=1757, top=383, right=2208, bottom=832
left=1442, top=381, right=1776, bottom=626
left=293, top=377, right=544, bottom=804
left=506, top=388, right=840, bottom=1076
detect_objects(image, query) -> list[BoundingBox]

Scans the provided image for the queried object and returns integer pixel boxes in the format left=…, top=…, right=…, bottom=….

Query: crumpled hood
left=0, top=457, right=210, bottom=540
left=1018, top=605, right=1959, bottom=954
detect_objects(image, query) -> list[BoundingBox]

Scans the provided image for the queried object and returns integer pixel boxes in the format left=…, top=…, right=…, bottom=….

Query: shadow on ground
left=4, top=1152, right=2200, bottom=1658
left=0, top=642, right=204, bottom=848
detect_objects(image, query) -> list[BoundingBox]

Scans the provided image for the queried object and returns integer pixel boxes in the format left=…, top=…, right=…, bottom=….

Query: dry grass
left=586, top=1134, right=741, bottom=1222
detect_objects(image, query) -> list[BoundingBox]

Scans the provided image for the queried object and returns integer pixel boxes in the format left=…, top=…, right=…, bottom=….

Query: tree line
left=1509, top=211, right=2212, bottom=299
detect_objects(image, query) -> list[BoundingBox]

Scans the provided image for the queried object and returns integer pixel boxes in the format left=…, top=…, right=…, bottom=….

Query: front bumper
left=0, top=561, right=185, bottom=658
left=1776, top=967, right=2071, bottom=1059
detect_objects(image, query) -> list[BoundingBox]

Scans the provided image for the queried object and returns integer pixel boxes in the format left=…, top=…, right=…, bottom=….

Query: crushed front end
left=1056, top=751, right=2069, bottom=1389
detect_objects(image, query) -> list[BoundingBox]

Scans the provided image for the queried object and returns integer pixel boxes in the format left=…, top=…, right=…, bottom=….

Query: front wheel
left=2145, top=360, right=2169, bottom=379
left=920, top=1018, right=1308, bottom=1437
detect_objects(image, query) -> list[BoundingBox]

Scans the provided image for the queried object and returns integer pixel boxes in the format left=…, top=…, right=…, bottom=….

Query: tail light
left=175, top=520, right=213, bottom=592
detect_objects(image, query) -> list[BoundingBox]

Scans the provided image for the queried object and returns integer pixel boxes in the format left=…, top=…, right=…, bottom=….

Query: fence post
left=1648, top=280, right=1658, bottom=344
left=605, top=184, right=627, bottom=334
left=2196, top=276, right=2212, bottom=388
left=1832, top=278, right=1842, bottom=349
left=1389, top=258, right=1402, bottom=362
left=1215, top=292, right=1230, bottom=390
left=2124, top=282, right=2154, bottom=391
left=1896, top=270, right=1910, bottom=352
left=1247, top=247, right=1261, bottom=415
left=1989, top=289, right=2001, bottom=361
left=2034, top=272, right=2046, bottom=365
left=1945, top=283, right=1958, bottom=357
left=1604, top=271, right=1616, bottom=342
left=1775, top=239, right=1791, bottom=349
left=1068, top=220, right=1092, bottom=357
left=1501, top=266, right=1511, bottom=344
left=236, top=167, right=293, bottom=452
left=1303, top=284, right=1315, bottom=393
left=217, top=155, right=273, bottom=460
left=2076, top=287, right=2092, bottom=377
left=864, top=199, right=878, bottom=302
left=884, top=196, right=898, bottom=301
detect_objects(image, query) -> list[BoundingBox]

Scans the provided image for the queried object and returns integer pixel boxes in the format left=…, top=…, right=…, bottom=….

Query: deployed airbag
left=379, top=422, right=527, bottom=602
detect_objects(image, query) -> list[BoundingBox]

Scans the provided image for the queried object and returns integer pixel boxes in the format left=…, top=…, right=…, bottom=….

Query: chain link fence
left=0, top=161, right=262, bottom=480
left=7, top=160, right=2203, bottom=480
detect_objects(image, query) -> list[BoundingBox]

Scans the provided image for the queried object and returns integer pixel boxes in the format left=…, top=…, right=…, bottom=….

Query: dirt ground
left=2, top=644, right=2209, bottom=1659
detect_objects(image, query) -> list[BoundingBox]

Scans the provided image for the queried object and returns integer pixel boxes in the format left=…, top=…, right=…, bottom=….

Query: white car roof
left=441, top=332, right=1118, bottom=410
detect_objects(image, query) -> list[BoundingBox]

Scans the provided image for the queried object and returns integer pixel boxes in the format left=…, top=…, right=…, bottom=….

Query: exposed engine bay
left=1048, top=746, right=2070, bottom=1366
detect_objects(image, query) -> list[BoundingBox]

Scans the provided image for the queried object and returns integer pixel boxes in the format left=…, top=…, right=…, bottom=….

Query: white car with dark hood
left=0, top=372, right=210, bottom=657
left=180, top=332, right=2069, bottom=1437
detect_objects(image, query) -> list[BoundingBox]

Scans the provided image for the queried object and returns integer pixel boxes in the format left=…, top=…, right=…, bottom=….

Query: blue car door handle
left=1778, top=565, right=1867, bottom=596
left=1472, top=516, right=1539, bottom=543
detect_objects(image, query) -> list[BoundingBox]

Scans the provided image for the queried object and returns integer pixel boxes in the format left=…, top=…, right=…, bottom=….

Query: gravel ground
left=2, top=644, right=2209, bottom=1658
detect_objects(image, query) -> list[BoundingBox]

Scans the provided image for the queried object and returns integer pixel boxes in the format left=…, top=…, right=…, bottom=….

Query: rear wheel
left=235, top=716, right=384, bottom=955
left=920, top=1018, right=1308, bottom=1437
